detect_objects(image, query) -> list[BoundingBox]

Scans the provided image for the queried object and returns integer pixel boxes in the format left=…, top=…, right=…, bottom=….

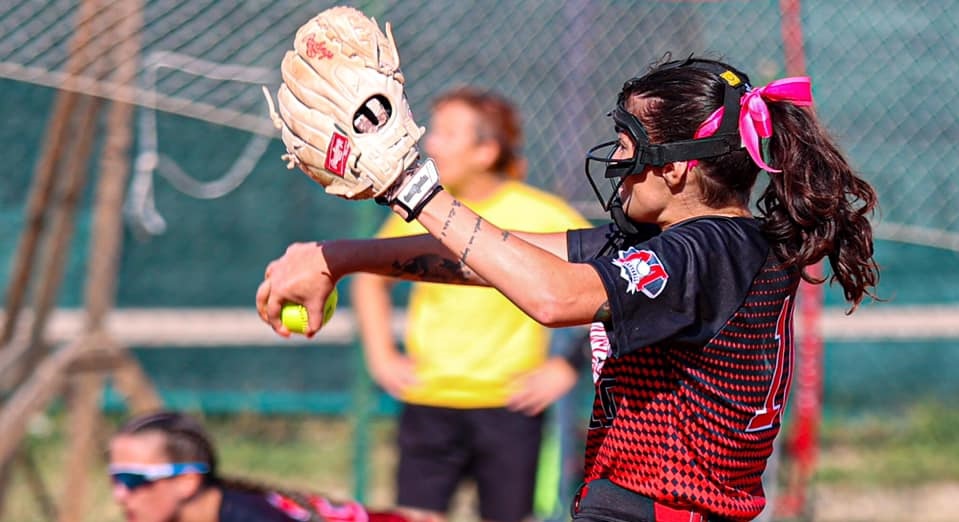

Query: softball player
left=258, top=56, right=879, bottom=522
left=109, top=411, right=408, bottom=522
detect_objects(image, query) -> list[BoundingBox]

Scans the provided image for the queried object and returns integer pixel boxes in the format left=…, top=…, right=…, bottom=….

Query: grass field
left=4, top=402, right=958, bottom=522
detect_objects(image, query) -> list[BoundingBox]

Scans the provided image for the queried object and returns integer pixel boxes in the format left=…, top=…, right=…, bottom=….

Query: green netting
left=1, top=0, right=957, bottom=419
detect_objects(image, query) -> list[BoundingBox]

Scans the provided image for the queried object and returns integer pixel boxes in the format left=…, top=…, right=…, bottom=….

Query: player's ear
left=662, top=160, right=689, bottom=190
left=473, top=139, right=500, bottom=171
left=174, top=472, right=204, bottom=500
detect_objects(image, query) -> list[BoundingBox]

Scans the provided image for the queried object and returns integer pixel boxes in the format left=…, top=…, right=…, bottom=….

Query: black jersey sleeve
left=584, top=217, right=770, bottom=357
left=219, top=488, right=299, bottom=522
left=567, top=222, right=661, bottom=262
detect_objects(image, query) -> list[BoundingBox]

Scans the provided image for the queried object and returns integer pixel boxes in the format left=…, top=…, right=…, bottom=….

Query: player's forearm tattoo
left=593, top=301, right=612, bottom=322
left=440, top=201, right=460, bottom=238
left=501, top=230, right=510, bottom=242
left=459, top=216, right=483, bottom=264
left=390, top=255, right=486, bottom=285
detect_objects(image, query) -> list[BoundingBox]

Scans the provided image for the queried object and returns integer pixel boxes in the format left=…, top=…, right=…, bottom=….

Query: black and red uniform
left=567, top=217, right=800, bottom=522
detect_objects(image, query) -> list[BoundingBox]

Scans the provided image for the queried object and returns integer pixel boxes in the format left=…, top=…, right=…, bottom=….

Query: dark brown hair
left=622, top=57, right=879, bottom=311
left=433, top=86, right=526, bottom=180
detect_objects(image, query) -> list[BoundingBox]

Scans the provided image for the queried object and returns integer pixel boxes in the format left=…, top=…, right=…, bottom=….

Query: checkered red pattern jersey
left=567, top=217, right=801, bottom=521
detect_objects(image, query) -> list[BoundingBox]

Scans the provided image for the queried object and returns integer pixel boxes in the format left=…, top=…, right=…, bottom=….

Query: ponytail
left=759, top=102, right=880, bottom=311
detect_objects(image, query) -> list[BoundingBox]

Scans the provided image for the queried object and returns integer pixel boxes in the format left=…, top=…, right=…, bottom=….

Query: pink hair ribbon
left=692, top=76, right=813, bottom=172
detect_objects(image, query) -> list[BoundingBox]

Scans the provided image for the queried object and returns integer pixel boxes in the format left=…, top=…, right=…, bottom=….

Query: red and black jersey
left=567, top=217, right=800, bottom=521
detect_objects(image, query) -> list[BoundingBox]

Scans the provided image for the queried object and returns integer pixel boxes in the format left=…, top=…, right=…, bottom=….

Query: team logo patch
left=612, top=247, right=668, bottom=298
left=325, top=131, right=350, bottom=177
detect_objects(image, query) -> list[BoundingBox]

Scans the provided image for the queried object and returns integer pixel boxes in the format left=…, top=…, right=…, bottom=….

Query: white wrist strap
left=389, top=158, right=443, bottom=222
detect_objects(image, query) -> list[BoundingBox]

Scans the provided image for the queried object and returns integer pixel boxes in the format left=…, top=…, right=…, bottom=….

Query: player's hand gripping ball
left=281, top=287, right=339, bottom=335
left=262, top=5, right=424, bottom=200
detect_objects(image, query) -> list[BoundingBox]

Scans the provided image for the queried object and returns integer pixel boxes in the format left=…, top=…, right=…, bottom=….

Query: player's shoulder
left=658, top=216, right=767, bottom=264
left=219, top=488, right=301, bottom=522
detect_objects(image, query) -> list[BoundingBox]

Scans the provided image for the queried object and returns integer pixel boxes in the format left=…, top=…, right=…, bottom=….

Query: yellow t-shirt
left=377, top=180, right=590, bottom=408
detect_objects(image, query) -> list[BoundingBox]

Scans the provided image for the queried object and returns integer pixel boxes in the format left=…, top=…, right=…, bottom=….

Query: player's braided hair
left=116, top=411, right=327, bottom=522
left=623, top=56, right=879, bottom=311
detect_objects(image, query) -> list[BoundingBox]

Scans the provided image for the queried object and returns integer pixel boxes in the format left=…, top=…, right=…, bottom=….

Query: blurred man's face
left=424, top=100, right=493, bottom=195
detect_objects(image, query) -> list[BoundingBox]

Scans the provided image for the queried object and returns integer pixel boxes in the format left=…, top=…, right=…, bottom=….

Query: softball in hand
left=281, top=287, right=338, bottom=335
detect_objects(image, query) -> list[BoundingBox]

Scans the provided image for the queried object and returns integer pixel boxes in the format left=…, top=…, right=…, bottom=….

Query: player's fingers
left=507, top=391, right=546, bottom=416
left=506, top=386, right=533, bottom=412
left=264, top=292, right=290, bottom=337
left=255, top=279, right=272, bottom=323
left=301, top=296, right=326, bottom=338
left=379, top=377, right=407, bottom=399
left=395, top=365, right=420, bottom=387
left=264, top=259, right=278, bottom=280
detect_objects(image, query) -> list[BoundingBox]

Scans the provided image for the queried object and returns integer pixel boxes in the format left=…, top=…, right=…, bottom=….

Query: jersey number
left=588, top=377, right=617, bottom=429
left=746, top=297, right=793, bottom=432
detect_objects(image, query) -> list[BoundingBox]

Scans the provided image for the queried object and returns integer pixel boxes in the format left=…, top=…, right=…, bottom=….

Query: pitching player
left=257, top=11, right=879, bottom=520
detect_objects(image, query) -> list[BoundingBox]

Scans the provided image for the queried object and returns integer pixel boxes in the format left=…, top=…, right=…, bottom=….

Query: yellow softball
left=281, top=287, right=338, bottom=335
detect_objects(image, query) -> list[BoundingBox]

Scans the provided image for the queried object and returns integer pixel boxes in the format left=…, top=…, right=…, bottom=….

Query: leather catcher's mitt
left=264, top=6, right=424, bottom=199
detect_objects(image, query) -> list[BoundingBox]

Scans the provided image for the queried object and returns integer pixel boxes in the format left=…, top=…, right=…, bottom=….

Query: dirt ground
left=809, top=482, right=959, bottom=522
left=438, top=482, right=959, bottom=522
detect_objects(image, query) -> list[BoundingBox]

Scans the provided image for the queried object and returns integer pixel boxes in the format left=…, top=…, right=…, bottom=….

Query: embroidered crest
left=324, top=131, right=350, bottom=176
left=612, top=247, right=668, bottom=298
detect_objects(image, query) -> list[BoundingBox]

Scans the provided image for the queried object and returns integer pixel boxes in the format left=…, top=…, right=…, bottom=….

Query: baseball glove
left=263, top=6, right=424, bottom=199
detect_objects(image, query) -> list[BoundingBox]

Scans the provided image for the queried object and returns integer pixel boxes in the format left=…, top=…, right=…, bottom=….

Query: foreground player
left=109, top=411, right=406, bottom=522
left=258, top=56, right=879, bottom=521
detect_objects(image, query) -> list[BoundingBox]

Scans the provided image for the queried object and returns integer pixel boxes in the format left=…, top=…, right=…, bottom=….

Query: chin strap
left=609, top=199, right=641, bottom=236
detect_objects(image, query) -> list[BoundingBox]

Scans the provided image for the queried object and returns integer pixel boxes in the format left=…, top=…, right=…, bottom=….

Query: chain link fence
left=1, top=1, right=958, bottom=520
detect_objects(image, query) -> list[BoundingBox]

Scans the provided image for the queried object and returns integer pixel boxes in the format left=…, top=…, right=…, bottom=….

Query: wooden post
left=0, top=1, right=159, bottom=520
left=0, top=0, right=104, bottom=515
left=59, top=1, right=153, bottom=519
left=0, top=0, right=100, bottom=347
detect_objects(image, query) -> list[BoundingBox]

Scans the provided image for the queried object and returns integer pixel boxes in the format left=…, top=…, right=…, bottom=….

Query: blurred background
left=1, top=1, right=957, bottom=521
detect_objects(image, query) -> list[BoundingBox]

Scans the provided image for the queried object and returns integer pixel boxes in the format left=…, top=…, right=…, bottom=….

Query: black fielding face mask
left=584, top=58, right=750, bottom=233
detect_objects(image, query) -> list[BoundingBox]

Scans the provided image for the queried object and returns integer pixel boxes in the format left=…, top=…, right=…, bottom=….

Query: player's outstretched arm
left=256, top=221, right=595, bottom=336
left=256, top=7, right=606, bottom=335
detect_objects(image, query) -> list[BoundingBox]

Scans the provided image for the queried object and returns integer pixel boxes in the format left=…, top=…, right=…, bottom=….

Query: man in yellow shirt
left=351, top=87, right=590, bottom=522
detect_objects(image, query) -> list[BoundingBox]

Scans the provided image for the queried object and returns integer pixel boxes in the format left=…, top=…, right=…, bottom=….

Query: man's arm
left=351, top=273, right=419, bottom=397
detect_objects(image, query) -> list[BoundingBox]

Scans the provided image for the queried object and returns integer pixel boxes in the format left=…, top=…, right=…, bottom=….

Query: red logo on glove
left=325, top=132, right=350, bottom=177
left=304, top=34, right=333, bottom=59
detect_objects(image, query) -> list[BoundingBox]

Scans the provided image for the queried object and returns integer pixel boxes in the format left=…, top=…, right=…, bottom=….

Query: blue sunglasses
left=109, top=462, right=210, bottom=491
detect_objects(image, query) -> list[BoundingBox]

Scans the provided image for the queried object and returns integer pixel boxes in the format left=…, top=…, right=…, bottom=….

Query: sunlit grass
left=4, top=402, right=957, bottom=520
left=816, top=401, right=959, bottom=485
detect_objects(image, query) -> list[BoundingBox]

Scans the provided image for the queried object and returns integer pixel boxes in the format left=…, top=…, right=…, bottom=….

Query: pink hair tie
left=691, top=76, right=813, bottom=172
